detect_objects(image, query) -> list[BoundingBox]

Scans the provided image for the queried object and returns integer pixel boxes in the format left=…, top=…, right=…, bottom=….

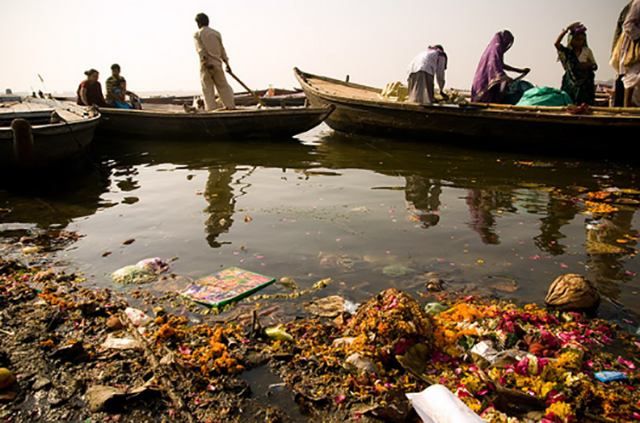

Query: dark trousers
left=614, top=75, right=626, bottom=107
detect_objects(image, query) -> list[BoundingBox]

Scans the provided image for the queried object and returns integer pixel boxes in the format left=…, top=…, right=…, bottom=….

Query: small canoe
left=97, top=104, right=333, bottom=139
left=294, top=68, right=640, bottom=155
left=0, top=99, right=100, bottom=169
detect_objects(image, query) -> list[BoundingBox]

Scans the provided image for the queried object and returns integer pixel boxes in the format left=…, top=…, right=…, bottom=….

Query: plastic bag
left=517, top=86, right=573, bottom=107
left=406, top=384, right=484, bottom=423
left=111, top=257, right=169, bottom=284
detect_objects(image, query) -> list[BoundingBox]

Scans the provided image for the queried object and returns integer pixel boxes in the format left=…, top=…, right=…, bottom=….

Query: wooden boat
left=97, top=104, right=333, bottom=139
left=0, top=99, right=100, bottom=168
left=294, top=68, right=640, bottom=154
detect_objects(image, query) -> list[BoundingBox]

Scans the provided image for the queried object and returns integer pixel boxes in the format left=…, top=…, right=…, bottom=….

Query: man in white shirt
left=407, top=45, right=448, bottom=105
left=194, top=13, right=236, bottom=110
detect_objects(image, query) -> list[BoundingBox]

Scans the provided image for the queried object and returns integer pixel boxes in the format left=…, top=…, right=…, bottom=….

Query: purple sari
left=471, top=31, right=515, bottom=103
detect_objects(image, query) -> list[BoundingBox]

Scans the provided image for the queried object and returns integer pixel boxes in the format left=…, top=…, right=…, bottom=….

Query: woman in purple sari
left=471, top=30, right=530, bottom=103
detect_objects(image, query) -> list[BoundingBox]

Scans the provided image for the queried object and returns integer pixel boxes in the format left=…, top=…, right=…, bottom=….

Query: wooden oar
left=226, top=69, right=266, bottom=107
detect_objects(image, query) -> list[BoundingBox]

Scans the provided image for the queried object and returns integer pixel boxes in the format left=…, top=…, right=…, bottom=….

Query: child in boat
left=555, top=22, right=598, bottom=105
left=106, top=64, right=142, bottom=109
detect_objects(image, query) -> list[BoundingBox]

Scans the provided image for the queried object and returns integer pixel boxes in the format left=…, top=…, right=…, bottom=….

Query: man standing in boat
left=194, top=13, right=236, bottom=111
left=407, top=45, right=449, bottom=105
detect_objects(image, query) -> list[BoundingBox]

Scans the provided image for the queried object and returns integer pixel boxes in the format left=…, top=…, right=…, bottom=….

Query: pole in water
left=11, top=119, right=34, bottom=167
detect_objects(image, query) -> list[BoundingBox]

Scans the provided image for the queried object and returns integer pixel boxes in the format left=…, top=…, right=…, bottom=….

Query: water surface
left=1, top=125, right=639, bottom=316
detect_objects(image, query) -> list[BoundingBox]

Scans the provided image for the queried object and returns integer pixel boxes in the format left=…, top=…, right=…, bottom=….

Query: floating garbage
left=268, top=292, right=640, bottom=422
left=265, top=326, right=294, bottom=342
left=382, top=264, right=414, bottom=278
left=111, top=257, right=170, bottom=285
left=101, top=335, right=141, bottom=351
left=344, top=353, right=378, bottom=375
left=545, top=273, right=600, bottom=312
left=305, top=295, right=359, bottom=318
left=424, top=302, right=448, bottom=315
left=594, top=371, right=627, bottom=383
left=406, top=384, right=484, bottom=423
left=124, top=307, right=152, bottom=327
left=181, top=267, right=275, bottom=308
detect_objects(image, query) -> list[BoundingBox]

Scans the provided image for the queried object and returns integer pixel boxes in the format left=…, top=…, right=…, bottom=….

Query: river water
left=1, top=125, right=639, bottom=316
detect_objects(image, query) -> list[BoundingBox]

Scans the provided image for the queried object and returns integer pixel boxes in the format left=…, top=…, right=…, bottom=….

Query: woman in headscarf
left=611, top=0, right=640, bottom=107
left=555, top=22, right=597, bottom=105
left=76, top=69, right=108, bottom=107
left=471, top=30, right=530, bottom=103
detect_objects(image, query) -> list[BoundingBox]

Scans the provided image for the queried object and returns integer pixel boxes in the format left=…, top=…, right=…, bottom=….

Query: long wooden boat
left=97, top=104, right=333, bottom=139
left=294, top=68, right=640, bottom=154
left=0, top=99, right=100, bottom=169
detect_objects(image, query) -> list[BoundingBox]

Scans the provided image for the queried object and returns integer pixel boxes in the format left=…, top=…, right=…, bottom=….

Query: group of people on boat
left=75, top=4, right=639, bottom=111
left=407, top=0, right=640, bottom=107
left=76, top=12, right=235, bottom=112
left=76, top=64, right=141, bottom=109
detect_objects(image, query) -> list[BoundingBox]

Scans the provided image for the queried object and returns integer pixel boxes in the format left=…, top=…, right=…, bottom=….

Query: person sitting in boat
left=194, top=12, right=236, bottom=111
left=407, top=45, right=449, bottom=105
left=77, top=69, right=108, bottom=107
left=611, top=0, right=640, bottom=107
left=111, top=80, right=134, bottom=109
left=555, top=22, right=597, bottom=105
left=106, top=64, right=142, bottom=109
left=471, top=30, right=530, bottom=104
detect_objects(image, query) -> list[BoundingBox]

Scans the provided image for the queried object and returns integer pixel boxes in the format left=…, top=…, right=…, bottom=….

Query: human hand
left=225, top=64, right=232, bottom=73
left=522, top=68, right=531, bottom=75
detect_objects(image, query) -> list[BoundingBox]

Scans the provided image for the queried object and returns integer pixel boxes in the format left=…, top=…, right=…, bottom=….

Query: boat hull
left=0, top=116, right=100, bottom=168
left=97, top=106, right=333, bottom=140
left=294, top=68, right=640, bottom=154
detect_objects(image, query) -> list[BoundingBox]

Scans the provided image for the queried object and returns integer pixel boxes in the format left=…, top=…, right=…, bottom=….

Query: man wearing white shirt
left=194, top=13, right=236, bottom=110
left=407, top=45, right=448, bottom=105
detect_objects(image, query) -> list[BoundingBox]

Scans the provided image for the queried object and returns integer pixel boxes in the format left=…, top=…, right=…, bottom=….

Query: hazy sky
left=0, top=0, right=629, bottom=94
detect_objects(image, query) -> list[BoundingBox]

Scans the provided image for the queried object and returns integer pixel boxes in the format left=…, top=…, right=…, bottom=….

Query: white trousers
left=200, top=65, right=235, bottom=110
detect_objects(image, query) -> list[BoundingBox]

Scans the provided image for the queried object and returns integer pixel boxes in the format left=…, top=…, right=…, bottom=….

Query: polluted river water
left=1, top=124, right=639, bottom=317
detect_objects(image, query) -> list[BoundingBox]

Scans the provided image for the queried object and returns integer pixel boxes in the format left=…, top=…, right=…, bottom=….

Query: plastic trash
left=101, top=336, right=141, bottom=351
left=470, top=341, right=526, bottom=369
left=124, top=307, right=152, bottom=327
left=344, top=353, right=378, bottom=375
left=470, top=341, right=500, bottom=365
left=265, top=326, right=294, bottom=342
left=424, top=302, right=448, bottom=315
left=406, top=384, right=484, bottom=423
left=343, top=300, right=360, bottom=315
left=111, top=257, right=169, bottom=285
left=594, top=371, right=627, bottom=383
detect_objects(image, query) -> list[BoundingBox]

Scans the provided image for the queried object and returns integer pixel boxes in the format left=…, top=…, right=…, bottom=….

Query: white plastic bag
left=406, top=384, right=484, bottom=423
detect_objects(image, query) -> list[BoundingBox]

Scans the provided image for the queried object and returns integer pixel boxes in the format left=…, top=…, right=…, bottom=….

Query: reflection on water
left=1, top=126, right=639, bottom=315
left=466, top=189, right=517, bottom=245
left=204, top=165, right=236, bottom=248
